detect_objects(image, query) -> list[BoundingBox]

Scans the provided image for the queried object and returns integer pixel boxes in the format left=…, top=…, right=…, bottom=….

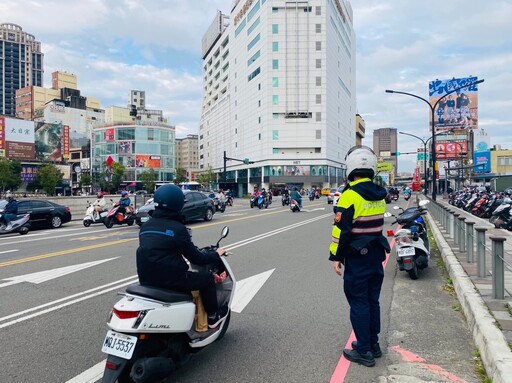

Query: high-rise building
left=373, top=127, right=398, bottom=175
left=176, top=134, right=199, bottom=181
left=355, top=113, right=365, bottom=146
left=199, top=0, right=356, bottom=195
left=0, top=23, right=43, bottom=116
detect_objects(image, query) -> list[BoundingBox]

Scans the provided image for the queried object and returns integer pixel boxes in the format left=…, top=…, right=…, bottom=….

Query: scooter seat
left=126, top=284, right=192, bottom=303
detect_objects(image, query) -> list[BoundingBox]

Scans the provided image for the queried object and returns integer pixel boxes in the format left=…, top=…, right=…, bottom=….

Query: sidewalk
left=425, top=195, right=512, bottom=383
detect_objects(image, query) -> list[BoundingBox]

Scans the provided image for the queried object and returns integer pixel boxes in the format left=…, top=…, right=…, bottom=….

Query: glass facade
left=93, top=124, right=176, bottom=182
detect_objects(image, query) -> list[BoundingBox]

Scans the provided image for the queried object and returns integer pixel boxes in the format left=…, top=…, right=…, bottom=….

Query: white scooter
left=290, top=199, right=301, bottom=212
left=385, top=200, right=430, bottom=280
left=0, top=212, right=30, bottom=235
left=83, top=202, right=108, bottom=227
left=101, top=226, right=235, bottom=383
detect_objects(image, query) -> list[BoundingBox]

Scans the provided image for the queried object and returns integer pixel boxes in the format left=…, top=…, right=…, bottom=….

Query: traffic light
left=244, top=158, right=250, bottom=164
left=390, top=152, right=400, bottom=156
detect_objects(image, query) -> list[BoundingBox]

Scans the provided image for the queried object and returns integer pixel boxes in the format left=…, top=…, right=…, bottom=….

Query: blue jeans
left=2, top=213, right=18, bottom=226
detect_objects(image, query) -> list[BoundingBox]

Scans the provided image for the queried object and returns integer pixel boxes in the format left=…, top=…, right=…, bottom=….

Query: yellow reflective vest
left=329, top=178, right=389, bottom=261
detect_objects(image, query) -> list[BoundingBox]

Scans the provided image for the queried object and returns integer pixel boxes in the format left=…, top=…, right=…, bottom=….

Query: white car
left=327, top=188, right=337, bottom=204
left=332, top=185, right=346, bottom=212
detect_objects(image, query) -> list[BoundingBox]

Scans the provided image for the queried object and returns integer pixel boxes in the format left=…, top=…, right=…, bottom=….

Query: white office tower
left=200, top=0, right=355, bottom=194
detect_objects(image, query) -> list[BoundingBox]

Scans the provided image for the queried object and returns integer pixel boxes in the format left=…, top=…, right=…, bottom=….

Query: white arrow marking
left=0, top=257, right=119, bottom=288
left=231, top=269, right=275, bottom=313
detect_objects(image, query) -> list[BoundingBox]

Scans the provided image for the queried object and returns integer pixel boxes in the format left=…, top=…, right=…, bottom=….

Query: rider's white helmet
left=345, top=145, right=377, bottom=181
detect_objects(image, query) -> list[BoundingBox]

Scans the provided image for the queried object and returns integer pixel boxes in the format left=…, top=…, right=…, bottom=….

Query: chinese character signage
left=105, top=129, right=115, bottom=141
left=63, top=125, right=70, bottom=160
left=21, top=165, right=39, bottom=182
left=429, top=76, right=480, bottom=131
left=3, top=117, right=36, bottom=159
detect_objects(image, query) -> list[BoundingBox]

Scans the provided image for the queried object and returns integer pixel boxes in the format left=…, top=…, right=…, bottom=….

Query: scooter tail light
left=404, top=259, right=412, bottom=264
left=105, top=361, right=119, bottom=370
left=112, top=307, right=140, bottom=319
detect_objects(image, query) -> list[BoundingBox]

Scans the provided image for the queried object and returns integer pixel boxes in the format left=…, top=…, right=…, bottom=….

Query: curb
left=426, top=212, right=512, bottom=383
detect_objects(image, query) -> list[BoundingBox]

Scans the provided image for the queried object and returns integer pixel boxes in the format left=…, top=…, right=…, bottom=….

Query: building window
left=272, top=95, right=279, bottom=105
left=316, top=41, right=321, bottom=51
left=272, top=24, right=279, bottom=34
left=272, top=41, right=279, bottom=52
left=273, top=130, right=279, bottom=140
left=316, top=130, right=321, bottom=139
left=235, top=19, right=247, bottom=37
left=273, top=148, right=279, bottom=154
left=247, top=16, right=260, bottom=35
left=272, top=7, right=278, bottom=13
left=247, top=33, right=260, bottom=51
left=316, top=24, right=321, bottom=33
left=258, top=100, right=261, bottom=107
left=272, top=59, right=279, bottom=69
left=315, top=147, right=321, bottom=153
left=248, top=50, right=261, bottom=66
left=248, top=67, right=261, bottom=81
left=316, top=112, right=321, bottom=122
left=316, top=76, right=321, bottom=86
left=315, top=6, right=321, bottom=15
left=272, top=77, right=279, bottom=87
left=272, top=113, right=279, bottom=119
left=259, top=133, right=262, bottom=140
left=316, top=59, right=322, bottom=69
left=316, top=94, right=321, bottom=104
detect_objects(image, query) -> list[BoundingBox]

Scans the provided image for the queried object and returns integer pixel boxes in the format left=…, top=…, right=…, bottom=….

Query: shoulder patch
left=335, top=212, right=342, bottom=223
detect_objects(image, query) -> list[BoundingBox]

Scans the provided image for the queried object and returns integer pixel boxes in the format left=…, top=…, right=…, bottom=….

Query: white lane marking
left=66, top=360, right=105, bottom=383
left=0, top=275, right=138, bottom=325
left=0, top=257, right=118, bottom=288
left=231, top=269, right=275, bottom=313
left=0, top=249, right=19, bottom=255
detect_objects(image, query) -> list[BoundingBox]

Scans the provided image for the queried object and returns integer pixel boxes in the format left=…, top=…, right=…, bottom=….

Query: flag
left=106, top=156, right=114, bottom=166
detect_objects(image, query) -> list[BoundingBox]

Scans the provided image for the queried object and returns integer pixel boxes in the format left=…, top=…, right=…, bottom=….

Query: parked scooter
left=290, top=199, right=301, bottom=212
left=385, top=200, right=430, bottom=280
left=490, top=197, right=512, bottom=229
left=103, top=200, right=136, bottom=228
left=101, top=226, right=234, bottom=383
left=0, top=213, right=30, bottom=235
left=83, top=201, right=108, bottom=227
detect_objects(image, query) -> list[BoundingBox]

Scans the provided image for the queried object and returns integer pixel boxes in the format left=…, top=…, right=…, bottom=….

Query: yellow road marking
left=1, top=202, right=328, bottom=267
left=0, top=239, right=134, bottom=268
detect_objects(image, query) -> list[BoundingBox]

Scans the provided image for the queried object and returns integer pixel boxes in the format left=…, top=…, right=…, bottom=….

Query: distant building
left=1, top=23, right=43, bottom=116
left=373, top=128, right=398, bottom=175
left=176, top=134, right=199, bottom=182
left=15, top=71, right=100, bottom=120
left=355, top=114, right=365, bottom=146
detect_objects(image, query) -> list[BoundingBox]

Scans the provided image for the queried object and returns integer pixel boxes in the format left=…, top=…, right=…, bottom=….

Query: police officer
left=329, top=145, right=390, bottom=367
left=136, top=184, right=228, bottom=328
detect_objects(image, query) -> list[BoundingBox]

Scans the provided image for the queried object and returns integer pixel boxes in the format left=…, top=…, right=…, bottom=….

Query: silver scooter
left=0, top=212, right=30, bottom=235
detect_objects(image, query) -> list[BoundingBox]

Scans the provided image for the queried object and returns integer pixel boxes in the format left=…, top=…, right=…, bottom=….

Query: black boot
left=342, top=348, right=376, bottom=367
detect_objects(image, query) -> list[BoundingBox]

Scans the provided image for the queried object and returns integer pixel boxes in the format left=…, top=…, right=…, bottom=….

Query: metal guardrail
left=428, top=199, right=511, bottom=300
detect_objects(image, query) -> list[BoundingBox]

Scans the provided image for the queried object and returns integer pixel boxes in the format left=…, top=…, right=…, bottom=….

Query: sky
left=2, top=0, right=511, bottom=173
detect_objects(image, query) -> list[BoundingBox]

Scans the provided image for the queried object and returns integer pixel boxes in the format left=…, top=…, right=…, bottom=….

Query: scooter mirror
left=221, top=226, right=229, bottom=238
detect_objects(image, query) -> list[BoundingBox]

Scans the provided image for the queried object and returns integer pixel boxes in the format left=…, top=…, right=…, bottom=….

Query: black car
left=135, top=190, right=215, bottom=225
left=2, top=198, right=72, bottom=229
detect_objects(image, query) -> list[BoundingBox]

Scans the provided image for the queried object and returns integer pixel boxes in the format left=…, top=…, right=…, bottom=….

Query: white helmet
left=345, top=145, right=377, bottom=181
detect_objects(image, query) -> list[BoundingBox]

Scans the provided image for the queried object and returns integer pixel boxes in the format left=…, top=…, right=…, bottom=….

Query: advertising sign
left=377, top=162, right=393, bottom=172
left=135, top=155, right=161, bottom=168
left=35, top=122, right=65, bottom=162
left=284, top=165, right=310, bottom=176
left=473, top=129, right=491, bottom=173
left=429, top=76, right=480, bottom=131
left=3, top=117, right=36, bottom=159
left=118, top=141, right=132, bottom=154
left=105, top=129, right=115, bottom=142
left=435, top=140, right=468, bottom=160
left=21, top=165, right=39, bottom=182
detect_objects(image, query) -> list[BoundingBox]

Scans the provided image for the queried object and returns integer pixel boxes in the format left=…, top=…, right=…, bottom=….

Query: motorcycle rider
left=136, top=184, right=228, bottom=328
left=117, top=191, right=132, bottom=216
left=329, top=145, right=390, bottom=367
left=1, top=192, right=18, bottom=230
left=93, top=192, right=106, bottom=219
left=290, top=187, right=302, bottom=207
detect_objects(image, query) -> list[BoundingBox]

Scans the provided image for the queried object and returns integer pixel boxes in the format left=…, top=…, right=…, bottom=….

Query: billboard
left=35, top=122, right=69, bottom=162
left=284, top=165, right=310, bottom=176
left=435, top=139, right=468, bottom=160
left=0, top=117, right=35, bottom=159
left=473, top=129, right=491, bottom=173
left=135, top=155, right=161, bottom=168
left=429, top=76, right=480, bottom=131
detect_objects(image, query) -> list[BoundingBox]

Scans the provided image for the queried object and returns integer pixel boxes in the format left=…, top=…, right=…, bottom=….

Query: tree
left=196, top=166, right=215, bottom=190
left=111, top=162, right=125, bottom=191
left=174, top=167, right=188, bottom=184
left=140, top=168, right=157, bottom=192
left=36, top=163, right=64, bottom=195
left=79, top=174, right=92, bottom=189
left=0, top=158, right=22, bottom=192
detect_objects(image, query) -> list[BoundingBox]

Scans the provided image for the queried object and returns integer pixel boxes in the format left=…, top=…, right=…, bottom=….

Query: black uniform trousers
left=343, top=246, right=385, bottom=354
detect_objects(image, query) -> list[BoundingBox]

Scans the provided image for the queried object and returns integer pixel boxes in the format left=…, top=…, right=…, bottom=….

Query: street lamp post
left=386, top=78, right=484, bottom=201
left=399, top=131, right=453, bottom=195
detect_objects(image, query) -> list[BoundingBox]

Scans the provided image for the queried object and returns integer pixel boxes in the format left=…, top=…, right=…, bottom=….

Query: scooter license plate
left=397, top=247, right=415, bottom=257
left=101, top=330, right=137, bottom=359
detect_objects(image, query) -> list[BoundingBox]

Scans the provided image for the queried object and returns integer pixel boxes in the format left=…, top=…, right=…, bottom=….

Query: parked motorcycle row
left=448, top=187, right=512, bottom=230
